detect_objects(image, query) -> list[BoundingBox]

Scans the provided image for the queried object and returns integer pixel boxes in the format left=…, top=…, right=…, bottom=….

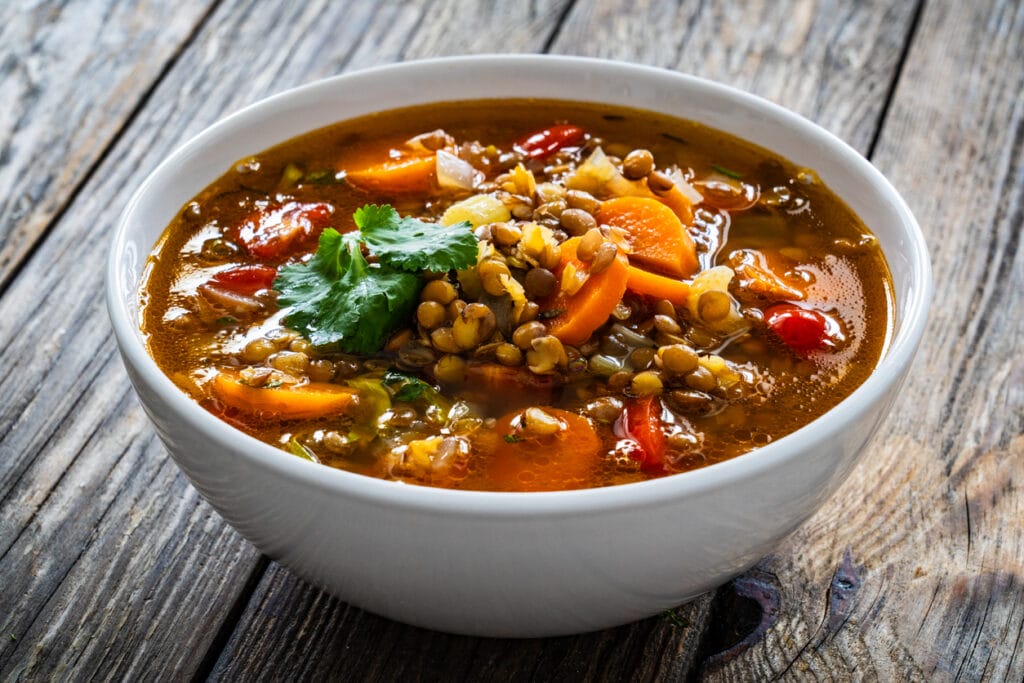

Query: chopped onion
left=436, top=150, right=479, bottom=190
left=665, top=167, right=704, bottom=205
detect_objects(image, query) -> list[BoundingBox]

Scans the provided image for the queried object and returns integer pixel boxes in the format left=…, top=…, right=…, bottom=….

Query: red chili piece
left=514, top=124, right=586, bottom=160
left=209, top=265, right=279, bottom=296
left=237, top=202, right=334, bottom=260
left=764, top=303, right=830, bottom=353
left=617, top=396, right=667, bottom=473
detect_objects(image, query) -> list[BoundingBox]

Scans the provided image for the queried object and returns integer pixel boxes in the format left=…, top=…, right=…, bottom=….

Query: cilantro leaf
left=275, top=229, right=420, bottom=353
left=383, top=371, right=431, bottom=402
left=355, top=204, right=477, bottom=273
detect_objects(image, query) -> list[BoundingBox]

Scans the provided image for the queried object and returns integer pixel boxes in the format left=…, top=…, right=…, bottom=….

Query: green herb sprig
left=274, top=205, right=476, bottom=354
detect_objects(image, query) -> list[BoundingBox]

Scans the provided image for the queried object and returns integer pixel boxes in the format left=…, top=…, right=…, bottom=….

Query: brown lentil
left=240, top=337, right=277, bottom=363
left=559, top=208, right=597, bottom=236
left=268, top=350, right=309, bottom=376
left=685, top=365, right=718, bottom=392
left=430, top=327, right=462, bottom=354
left=584, top=396, right=624, bottom=423
left=434, top=354, right=467, bottom=383
left=622, top=149, right=654, bottom=179
left=629, top=346, right=656, bottom=370
left=307, top=359, right=335, bottom=382
left=417, top=301, right=447, bottom=330
left=577, top=228, right=603, bottom=262
left=495, top=343, right=524, bottom=366
left=478, top=259, right=512, bottom=297
left=658, top=344, right=699, bottom=374
left=565, top=189, right=601, bottom=214
left=490, top=222, right=522, bottom=246
left=653, top=314, right=682, bottom=335
left=589, top=241, right=618, bottom=274
left=522, top=407, right=563, bottom=436
left=452, top=303, right=497, bottom=350
left=631, top=370, right=664, bottom=396
left=524, top=267, right=557, bottom=297
left=647, top=170, right=675, bottom=194
left=698, top=290, right=732, bottom=322
left=421, top=279, right=457, bottom=305
left=512, top=321, right=546, bottom=350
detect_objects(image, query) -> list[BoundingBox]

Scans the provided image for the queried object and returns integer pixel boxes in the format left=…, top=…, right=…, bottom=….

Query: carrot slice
left=597, top=196, right=698, bottom=278
left=345, top=154, right=436, bottom=194
left=626, top=265, right=690, bottom=305
left=211, top=371, right=359, bottom=419
left=541, top=236, right=629, bottom=346
left=483, top=408, right=602, bottom=491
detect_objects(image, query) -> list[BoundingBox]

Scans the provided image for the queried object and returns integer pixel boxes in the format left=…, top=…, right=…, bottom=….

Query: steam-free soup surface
left=141, top=99, right=893, bottom=491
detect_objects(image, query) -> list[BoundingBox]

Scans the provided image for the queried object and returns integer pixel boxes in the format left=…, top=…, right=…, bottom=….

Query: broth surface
left=141, top=99, right=894, bottom=491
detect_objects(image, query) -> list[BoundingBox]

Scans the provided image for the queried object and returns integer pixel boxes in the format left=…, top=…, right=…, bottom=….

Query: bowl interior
left=109, top=55, right=930, bottom=505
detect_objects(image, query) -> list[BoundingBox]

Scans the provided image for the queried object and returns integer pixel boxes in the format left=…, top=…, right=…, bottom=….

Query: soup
left=139, top=99, right=893, bottom=492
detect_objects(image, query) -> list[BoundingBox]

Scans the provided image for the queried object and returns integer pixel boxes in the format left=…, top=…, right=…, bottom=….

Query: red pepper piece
left=617, top=396, right=667, bottom=473
left=764, top=303, right=830, bottom=353
left=209, top=265, right=279, bottom=296
left=237, top=201, right=333, bottom=260
left=514, top=124, right=586, bottom=160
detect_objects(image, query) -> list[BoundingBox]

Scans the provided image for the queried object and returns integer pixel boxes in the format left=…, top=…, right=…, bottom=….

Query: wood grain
left=551, top=0, right=917, bottom=154
left=0, top=0, right=573, bottom=679
left=207, top=0, right=919, bottom=678
left=3, top=0, right=1020, bottom=680
left=703, top=0, right=1024, bottom=679
left=0, top=0, right=216, bottom=292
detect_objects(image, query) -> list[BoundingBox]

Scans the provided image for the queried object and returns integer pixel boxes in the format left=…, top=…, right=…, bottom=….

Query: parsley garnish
left=503, top=434, right=522, bottom=443
left=711, top=164, right=743, bottom=180
left=274, top=205, right=476, bottom=354
left=383, top=371, right=431, bottom=402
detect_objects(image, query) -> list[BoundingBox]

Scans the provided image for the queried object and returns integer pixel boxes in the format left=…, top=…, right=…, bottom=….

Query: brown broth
left=140, top=99, right=894, bottom=491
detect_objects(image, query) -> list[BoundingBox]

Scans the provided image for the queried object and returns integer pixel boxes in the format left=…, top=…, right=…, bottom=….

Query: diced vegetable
left=619, top=396, right=667, bottom=473
left=541, top=236, right=630, bottom=346
left=346, top=154, right=437, bottom=194
left=440, top=193, right=512, bottom=227
left=209, top=265, right=278, bottom=296
left=514, top=124, right=585, bottom=159
left=728, top=249, right=807, bottom=303
left=764, top=303, right=831, bottom=353
left=435, top=150, right=479, bottom=191
left=686, top=266, right=749, bottom=335
left=211, top=371, right=359, bottom=419
left=237, top=202, right=334, bottom=260
left=625, top=265, right=690, bottom=305
left=485, top=408, right=601, bottom=491
left=597, top=196, right=698, bottom=278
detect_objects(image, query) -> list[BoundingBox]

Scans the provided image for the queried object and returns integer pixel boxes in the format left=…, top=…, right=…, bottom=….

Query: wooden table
left=2, top=0, right=1021, bottom=679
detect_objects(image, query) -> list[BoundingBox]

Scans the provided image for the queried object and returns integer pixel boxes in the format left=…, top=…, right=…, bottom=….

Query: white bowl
left=107, top=55, right=931, bottom=637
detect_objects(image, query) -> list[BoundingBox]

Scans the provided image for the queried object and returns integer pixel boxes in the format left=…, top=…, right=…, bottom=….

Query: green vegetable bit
left=711, top=164, right=743, bottom=180
left=274, top=205, right=477, bottom=354
left=356, top=204, right=477, bottom=273
left=503, top=434, right=522, bottom=444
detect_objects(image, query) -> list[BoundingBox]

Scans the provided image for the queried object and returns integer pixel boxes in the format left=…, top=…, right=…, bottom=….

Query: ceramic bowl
left=107, top=55, right=931, bottom=637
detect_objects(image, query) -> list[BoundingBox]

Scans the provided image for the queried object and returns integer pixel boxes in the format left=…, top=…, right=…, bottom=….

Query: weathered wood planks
left=205, top=0, right=919, bottom=678
left=0, top=0, right=217, bottom=291
left=703, top=0, right=1024, bottom=679
left=1, top=0, right=1020, bottom=679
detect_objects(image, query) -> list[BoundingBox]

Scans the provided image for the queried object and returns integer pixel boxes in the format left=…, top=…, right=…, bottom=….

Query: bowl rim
left=107, top=54, right=932, bottom=517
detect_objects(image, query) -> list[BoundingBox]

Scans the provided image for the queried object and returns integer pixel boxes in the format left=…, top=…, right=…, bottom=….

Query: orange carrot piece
left=542, top=236, right=629, bottom=346
left=626, top=265, right=690, bottom=306
left=211, top=371, right=359, bottom=419
left=654, top=184, right=695, bottom=226
left=484, top=408, right=602, bottom=491
left=345, top=154, right=436, bottom=194
left=597, top=196, right=698, bottom=278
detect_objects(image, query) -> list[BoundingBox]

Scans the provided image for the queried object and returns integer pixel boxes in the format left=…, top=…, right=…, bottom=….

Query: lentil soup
left=140, top=99, right=894, bottom=492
